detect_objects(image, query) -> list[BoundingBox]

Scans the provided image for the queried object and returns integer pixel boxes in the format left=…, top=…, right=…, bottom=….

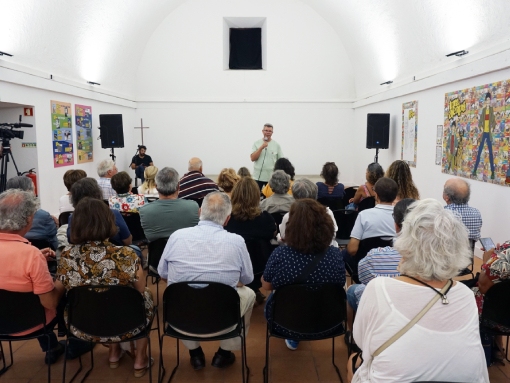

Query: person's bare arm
left=350, top=187, right=365, bottom=204
left=122, top=234, right=133, bottom=246
left=482, top=248, right=495, bottom=264
left=132, top=264, right=146, bottom=294
left=261, top=275, right=273, bottom=291
left=347, top=238, right=360, bottom=256
left=149, top=162, right=153, bottom=166
left=250, top=141, right=269, bottom=162
left=478, top=270, right=495, bottom=295
left=38, top=280, right=65, bottom=310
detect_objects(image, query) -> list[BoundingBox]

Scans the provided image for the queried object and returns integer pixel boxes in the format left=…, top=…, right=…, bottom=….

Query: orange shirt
left=0, top=233, right=56, bottom=335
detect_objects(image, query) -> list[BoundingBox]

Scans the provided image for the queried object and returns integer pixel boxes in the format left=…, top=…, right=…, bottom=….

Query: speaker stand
left=374, top=148, right=380, bottom=164
left=109, top=148, right=116, bottom=162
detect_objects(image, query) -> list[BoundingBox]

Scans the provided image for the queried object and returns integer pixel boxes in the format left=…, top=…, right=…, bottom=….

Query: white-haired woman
left=348, top=199, right=488, bottom=383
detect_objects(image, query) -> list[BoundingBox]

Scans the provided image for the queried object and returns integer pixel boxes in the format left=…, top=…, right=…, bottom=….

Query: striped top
left=178, top=171, right=219, bottom=201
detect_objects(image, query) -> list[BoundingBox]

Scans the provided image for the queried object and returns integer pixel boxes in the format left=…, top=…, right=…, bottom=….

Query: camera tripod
left=0, top=139, right=22, bottom=193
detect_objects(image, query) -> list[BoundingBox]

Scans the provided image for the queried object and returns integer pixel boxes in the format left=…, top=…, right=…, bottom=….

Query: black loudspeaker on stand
left=99, top=114, right=124, bottom=162
left=366, top=113, right=390, bottom=163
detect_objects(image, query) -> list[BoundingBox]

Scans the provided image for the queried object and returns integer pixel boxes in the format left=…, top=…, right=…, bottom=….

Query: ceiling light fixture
left=87, top=81, right=100, bottom=85
left=446, top=50, right=469, bottom=57
left=0, top=51, right=13, bottom=57
left=380, top=80, right=393, bottom=85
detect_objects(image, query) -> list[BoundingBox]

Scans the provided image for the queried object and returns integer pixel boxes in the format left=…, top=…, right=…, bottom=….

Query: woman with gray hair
left=259, top=170, right=294, bottom=214
left=348, top=198, right=488, bottom=383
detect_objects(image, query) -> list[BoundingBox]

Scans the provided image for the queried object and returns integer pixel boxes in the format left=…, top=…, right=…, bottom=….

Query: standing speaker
left=99, top=114, right=124, bottom=149
left=366, top=113, right=390, bottom=149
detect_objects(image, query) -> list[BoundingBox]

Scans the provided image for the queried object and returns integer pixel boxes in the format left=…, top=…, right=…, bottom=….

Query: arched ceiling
left=1, top=0, right=510, bottom=99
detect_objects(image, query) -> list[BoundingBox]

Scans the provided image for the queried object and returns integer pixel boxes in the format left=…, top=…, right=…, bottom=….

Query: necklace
left=401, top=274, right=453, bottom=304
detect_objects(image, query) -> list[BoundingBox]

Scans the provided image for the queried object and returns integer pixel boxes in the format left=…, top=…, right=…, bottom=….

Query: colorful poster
left=75, top=104, right=93, bottom=163
left=51, top=101, right=74, bottom=167
left=442, top=80, right=510, bottom=185
left=401, top=101, right=418, bottom=167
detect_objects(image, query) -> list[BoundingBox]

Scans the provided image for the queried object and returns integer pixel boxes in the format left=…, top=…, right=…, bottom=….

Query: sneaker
left=285, top=339, right=299, bottom=350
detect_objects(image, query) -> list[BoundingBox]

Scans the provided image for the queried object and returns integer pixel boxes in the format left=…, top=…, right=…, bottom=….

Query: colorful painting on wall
left=51, top=100, right=74, bottom=167
left=75, top=104, right=93, bottom=163
left=442, top=80, right=510, bottom=185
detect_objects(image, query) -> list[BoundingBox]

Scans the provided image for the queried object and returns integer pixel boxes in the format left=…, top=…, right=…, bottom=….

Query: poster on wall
left=75, top=104, right=93, bottom=163
left=401, top=101, right=418, bottom=167
left=442, top=80, right=510, bottom=185
left=51, top=101, right=74, bottom=167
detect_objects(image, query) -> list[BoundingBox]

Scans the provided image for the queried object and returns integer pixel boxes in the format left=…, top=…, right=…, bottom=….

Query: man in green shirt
left=250, top=123, right=284, bottom=190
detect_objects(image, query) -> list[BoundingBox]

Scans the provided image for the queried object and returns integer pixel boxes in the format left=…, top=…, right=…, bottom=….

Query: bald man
left=178, top=157, right=219, bottom=205
left=443, top=177, right=482, bottom=245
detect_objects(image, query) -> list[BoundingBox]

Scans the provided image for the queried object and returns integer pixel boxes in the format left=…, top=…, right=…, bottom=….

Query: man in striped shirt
left=178, top=157, right=219, bottom=205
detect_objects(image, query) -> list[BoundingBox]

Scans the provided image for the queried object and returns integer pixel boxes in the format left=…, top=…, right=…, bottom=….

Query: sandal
left=134, top=357, right=154, bottom=378
left=109, top=349, right=126, bottom=369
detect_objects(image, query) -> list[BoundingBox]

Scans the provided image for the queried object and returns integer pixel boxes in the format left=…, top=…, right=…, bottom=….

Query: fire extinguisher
left=26, top=168, right=37, bottom=196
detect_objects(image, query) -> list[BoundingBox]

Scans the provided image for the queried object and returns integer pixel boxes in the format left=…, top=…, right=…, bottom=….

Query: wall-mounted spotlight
left=0, top=51, right=13, bottom=57
left=446, top=50, right=469, bottom=57
left=380, top=80, right=393, bottom=85
left=87, top=81, right=100, bottom=85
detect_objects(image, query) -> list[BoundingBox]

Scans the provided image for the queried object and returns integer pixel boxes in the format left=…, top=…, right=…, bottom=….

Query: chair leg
left=162, top=336, right=180, bottom=383
left=0, top=341, right=13, bottom=376
left=147, top=336, right=152, bottom=383
left=331, top=337, right=344, bottom=383
left=505, top=336, right=510, bottom=363
left=78, top=346, right=94, bottom=383
left=46, top=334, right=52, bottom=383
left=63, top=338, right=84, bottom=383
left=263, top=326, right=270, bottom=383
left=241, top=317, right=249, bottom=383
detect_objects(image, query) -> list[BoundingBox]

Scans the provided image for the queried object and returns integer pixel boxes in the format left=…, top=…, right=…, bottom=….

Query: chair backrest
left=270, top=283, right=346, bottom=335
left=244, top=238, right=273, bottom=275
left=357, top=196, right=375, bottom=212
left=270, top=212, right=286, bottom=229
left=120, top=212, right=146, bottom=242
left=356, top=236, right=393, bottom=263
left=0, top=290, right=47, bottom=335
left=148, top=237, right=169, bottom=272
left=29, top=238, right=55, bottom=251
left=481, top=280, right=510, bottom=331
left=317, top=197, right=344, bottom=211
left=343, top=186, right=358, bottom=207
left=331, top=209, right=358, bottom=240
left=163, top=282, right=240, bottom=335
left=67, top=285, right=146, bottom=339
left=58, top=211, right=72, bottom=227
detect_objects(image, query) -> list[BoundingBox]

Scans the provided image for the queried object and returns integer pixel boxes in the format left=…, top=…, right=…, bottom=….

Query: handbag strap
left=293, top=249, right=328, bottom=284
left=373, top=279, right=453, bottom=357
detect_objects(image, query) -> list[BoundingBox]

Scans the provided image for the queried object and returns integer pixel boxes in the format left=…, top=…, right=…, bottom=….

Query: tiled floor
left=1, top=258, right=509, bottom=382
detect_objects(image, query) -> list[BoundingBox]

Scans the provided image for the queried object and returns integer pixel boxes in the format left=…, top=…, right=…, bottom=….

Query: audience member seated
left=139, top=167, right=199, bottom=242
left=262, top=199, right=346, bottom=351
left=470, top=242, right=510, bottom=366
left=278, top=178, right=338, bottom=247
left=97, top=159, right=118, bottom=199
left=6, top=176, right=58, bottom=250
left=178, top=157, right=219, bottom=204
left=68, top=178, right=132, bottom=247
left=261, top=158, right=295, bottom=198
left=348, top=199, right=488, bottom=383
left=237, top=167, right=251, bottom=178
left=316, top=161, right=345, bottom=199
left=217, top=168, right=240, bottom=198
left=158, top=192, right=255, bottom=371
left=341, top=177, right=397, bottom=272
left=345, top=198, right=415, bottom=340
left=348, top=162, right=384, bottom=208
left=225, top=177, right=276, bottom=304
left=260, top=170, right=294, bottom=214
left=0, top=189, right=65, bottom=364
left=57, top=198, right=154, bottom=377
left=109, top=171, right=147, bottom=212
left=59, top=169, right=87, bottom=213
left=137, top=166, right=158, bottom=196
left=385, top=160, right=420, bottom=202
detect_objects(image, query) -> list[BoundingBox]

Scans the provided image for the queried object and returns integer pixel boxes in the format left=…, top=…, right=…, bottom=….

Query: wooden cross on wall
left=134, top=119, right=149, bottom=145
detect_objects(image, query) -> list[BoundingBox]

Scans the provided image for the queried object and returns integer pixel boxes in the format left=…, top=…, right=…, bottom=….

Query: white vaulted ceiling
left=1, top=0, right=510, bottom=99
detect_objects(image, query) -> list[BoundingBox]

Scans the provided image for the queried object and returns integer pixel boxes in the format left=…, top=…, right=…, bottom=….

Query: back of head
left=188, top=157, right=203, bottom=172
left=6, top=176, right=34, bottom=192
left=394, top=198, right=472, bottom=281
left=237, top=167, right=251, bottom=178
left=110, top=171, right=132, bottom=194
left=320, top=162, right=339, bottom=185
left=63, top=169, right=87, bottom=191
left=269, top=170, right=290, bottom=194
left=285, top=199, right=334, bottom=254
left=393, top=198, right=416, bottom=229
left=143, top=166, right=158, bottom=181
left=217, top=168, right=240, bottom=193
left=155, top=167, right=179, bottom=196
left=70, top=197, right=117, bottom=244
left=231, top=176, right=261, bottom=221
left=274, top=158, right=295, bottom=180
left=443, top=178, right=470, bottom=204
left=0, top=189, right=39, bottom=231
left=374, top=177, right=398, bottom=203
left=200, top=191, right=232, bottom=225
left=366, top=162, right=384, bottom=185
left=70, top=177, right=103, bottom=207
left=292, top=178, right=318, bottom=200
left=385, top=160, right=420, bottom=199
left=97, top=159, right=115, bottom=177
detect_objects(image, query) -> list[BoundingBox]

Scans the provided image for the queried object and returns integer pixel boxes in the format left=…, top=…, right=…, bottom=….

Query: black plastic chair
left=342, top=186, right=358, bottom=207
left=63, top=285, right=153, bottom=383
left=317, top=197, right=344, bottom=211
left=120, top=212, right=148, bottom=247
left=59, top=211, right=72, bottom=227
left=480, top=279, right=510, bottom=362
left=159, top=282, right=248, bottom=383
left=357, top=196, right=375, bottom=212
left=0, top=290, right=53, bottom=382
left=332, top=209, right=358, bottom=247
left=346, top=236, right=393, bottom=284
left=263, top=283, right=347, bottom=383
left=29, top=238, right=57, bottom=275
left=270, top=212, right=287, bottom=233
left=146, top=238, right=168, bottom=306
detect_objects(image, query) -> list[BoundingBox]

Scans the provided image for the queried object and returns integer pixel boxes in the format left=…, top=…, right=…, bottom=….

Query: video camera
left=0, top=120, right=33, bottom=141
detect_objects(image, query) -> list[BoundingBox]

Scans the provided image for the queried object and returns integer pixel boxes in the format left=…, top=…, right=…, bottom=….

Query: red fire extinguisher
left=26, top=168, right=37, bottom=196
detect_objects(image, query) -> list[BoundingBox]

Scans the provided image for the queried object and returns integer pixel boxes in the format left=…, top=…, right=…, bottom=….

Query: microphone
left=13, top=123, right=33, bottom=128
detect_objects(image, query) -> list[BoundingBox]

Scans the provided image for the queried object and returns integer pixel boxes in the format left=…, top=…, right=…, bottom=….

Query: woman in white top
left=137, top=165, right=158, bottom=195
left=349, top=198, right=489, bottom=383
